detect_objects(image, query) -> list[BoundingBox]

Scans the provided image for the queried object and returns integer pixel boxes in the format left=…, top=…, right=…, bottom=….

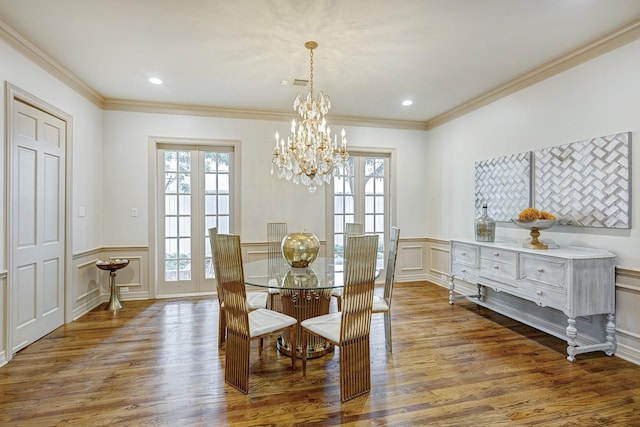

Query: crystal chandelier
left=271, top=41, right=349, bottom=193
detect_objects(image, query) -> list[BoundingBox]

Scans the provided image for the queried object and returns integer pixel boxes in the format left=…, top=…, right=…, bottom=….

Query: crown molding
left=0, top=17, right=104, bottom=107
left=102, top=98, right=430, bottom=130
left=426, top=17, right=640, bottom=129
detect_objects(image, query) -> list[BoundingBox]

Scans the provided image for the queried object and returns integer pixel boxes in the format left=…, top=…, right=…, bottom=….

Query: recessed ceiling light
left=148, top=77, right=163, bottom=85
left=402, top=99, right=413, bottom=106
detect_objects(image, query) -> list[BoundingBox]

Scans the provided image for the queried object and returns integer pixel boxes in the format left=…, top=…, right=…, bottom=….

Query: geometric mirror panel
left=534, top=132, right=631, bottom=228
left=475, top=151, right=532, bottom=222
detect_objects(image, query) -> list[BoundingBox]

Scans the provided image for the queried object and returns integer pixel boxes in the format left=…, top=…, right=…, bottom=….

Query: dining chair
left=209, top=227, right=268, bottom=349
left=300, top=234, right=379, bottom=402
left=333, top=222, right=364, bottom=311
left=211, top=231, right=298, bottom=394
left=267, top=222, right=288, bottom=311
left=372, top=226, right=400, bottom=353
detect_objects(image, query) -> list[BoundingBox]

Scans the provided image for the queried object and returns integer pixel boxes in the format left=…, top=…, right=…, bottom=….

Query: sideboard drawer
left=480, top=247, right=517, bottom=264
left=451, top=262, right=479, bottom=282
left=520, top=255, right=567, bottom=289
left=480, top=258, right=517, bottom=282
left=452, top=242, right=479, bottom=267
left=535, top=287, right=566, bottom=311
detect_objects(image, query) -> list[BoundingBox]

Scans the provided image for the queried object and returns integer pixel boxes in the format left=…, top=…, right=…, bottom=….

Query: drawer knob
left=537, top=267, right=544, bottom=273
left=493, top=265, right=499, bottom=270
left=493, top=252, right=500, bottom=257
left=461, top=251, right=466, bottom=256
left=536, top=290, right=543, bottom=295
left=461, top=268, right=466, bottom=273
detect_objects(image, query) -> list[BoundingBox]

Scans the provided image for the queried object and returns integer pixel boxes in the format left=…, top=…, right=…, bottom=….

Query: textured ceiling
left=1, top=0, right=640, bottom=125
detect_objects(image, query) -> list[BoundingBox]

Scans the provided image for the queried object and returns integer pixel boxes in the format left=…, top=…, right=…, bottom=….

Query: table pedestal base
left=279, top=288, right=333, bottom=359
left=276, top=336, right=333, bottom=359
left=105, top=270, right=122, bottom=311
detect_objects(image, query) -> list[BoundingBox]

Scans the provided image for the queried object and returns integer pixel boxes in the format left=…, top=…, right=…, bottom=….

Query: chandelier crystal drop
left=271, top=41, right=349, bottom=193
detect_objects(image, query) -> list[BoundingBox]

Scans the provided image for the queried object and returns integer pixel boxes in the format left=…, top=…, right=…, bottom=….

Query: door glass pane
left=165, top=217, right=177, bottom=237
left=204, top=151, right=234, bottom=279
left=332, top=159, right=355, bottom=270
left=164, top=150, right=193, bottom=282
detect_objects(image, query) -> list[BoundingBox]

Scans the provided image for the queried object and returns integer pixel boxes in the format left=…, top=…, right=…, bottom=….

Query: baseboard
left=72, top=293, right=104, bottom=320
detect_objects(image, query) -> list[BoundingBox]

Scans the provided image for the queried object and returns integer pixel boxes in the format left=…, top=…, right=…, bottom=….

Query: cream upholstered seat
left=332, top=222, right=364, bottom=311
left=211, top=231, right=297, bottom=394
left=301, top=234, right=378, bottom=402
left=371, top=226, right=400, bottom=353
left=267, top=222, right=288, bottom=311
left=209, top=227, right=268, bottom=349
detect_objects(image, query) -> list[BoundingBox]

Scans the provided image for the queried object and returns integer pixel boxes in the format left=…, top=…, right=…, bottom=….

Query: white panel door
left=11, top=99, right=65, bottom=353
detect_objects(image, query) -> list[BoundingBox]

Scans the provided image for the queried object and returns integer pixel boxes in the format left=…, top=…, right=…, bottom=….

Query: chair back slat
left=345, top=222, right=364, bottom=235
left=211, top=233, right=250, bottom=339
left=267, top=222, right=288, bottom=279
left=383, top=227, right=400, bottom=304
left=341, top=234, right=378, bottom=343
left=209, top=227, right=223, bottom=302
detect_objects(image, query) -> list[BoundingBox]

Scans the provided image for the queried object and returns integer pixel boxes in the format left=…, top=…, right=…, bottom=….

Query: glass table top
left=243, top=257, right=345, bottom=290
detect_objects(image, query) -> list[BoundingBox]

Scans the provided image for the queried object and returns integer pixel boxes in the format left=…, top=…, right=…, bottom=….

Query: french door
left=156, top=144, right=235, bottom=297
left=329, top=152, right=391, bottom=272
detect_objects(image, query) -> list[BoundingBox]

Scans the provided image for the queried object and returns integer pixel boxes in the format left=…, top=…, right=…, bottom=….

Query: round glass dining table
left=243, top=257, right=344, bottom=359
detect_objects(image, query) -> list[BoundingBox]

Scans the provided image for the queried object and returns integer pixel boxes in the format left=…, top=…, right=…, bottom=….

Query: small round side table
left=96, top=259, right=129, bottom=310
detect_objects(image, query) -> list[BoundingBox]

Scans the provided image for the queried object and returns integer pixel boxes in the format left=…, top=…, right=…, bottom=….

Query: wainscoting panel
left=400, top=245, right=424, bottom=272
left=429, top=245, right=450, bottom=281
left=73, top=257, right=101, bottom=319
left=396, top=237, right=449, bottom=285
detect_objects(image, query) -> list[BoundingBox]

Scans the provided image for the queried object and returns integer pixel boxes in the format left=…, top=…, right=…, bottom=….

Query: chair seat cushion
left=301, top=312, right=342, bottom=344
left=247, top=291, right=268, bottom=309
left=249, top=309, right=297, bottom=338
left=372, top=295, right=389, bottom=312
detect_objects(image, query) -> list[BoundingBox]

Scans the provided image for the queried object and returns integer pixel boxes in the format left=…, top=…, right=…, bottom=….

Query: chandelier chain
left=308, top=46, right=314, bottom=97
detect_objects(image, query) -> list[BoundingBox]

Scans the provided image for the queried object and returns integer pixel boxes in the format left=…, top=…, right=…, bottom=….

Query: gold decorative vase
left=281, top=231, right=320, bottom=268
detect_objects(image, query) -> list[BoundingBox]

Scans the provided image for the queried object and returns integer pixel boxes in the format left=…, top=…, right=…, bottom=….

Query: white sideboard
left=449, top=239, right=616, bottom=361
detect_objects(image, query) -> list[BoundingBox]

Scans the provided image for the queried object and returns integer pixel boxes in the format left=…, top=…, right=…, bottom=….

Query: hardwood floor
left=1, top=281, right=639, bottom=426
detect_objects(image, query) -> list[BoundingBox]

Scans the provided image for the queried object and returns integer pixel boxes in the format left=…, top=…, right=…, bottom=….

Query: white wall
left=102, top=111, right=430, bottom=245
left=426, top=38, right=640, bottom=269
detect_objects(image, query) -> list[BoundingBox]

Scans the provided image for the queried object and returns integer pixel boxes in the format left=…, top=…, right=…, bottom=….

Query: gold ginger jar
left=281, top=231, right=320, bottom=268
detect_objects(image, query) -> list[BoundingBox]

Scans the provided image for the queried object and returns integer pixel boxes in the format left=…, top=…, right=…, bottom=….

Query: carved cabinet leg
left=605, top=313, right=616, bottom=356
left=566, top=317, right=578, bottom=362
left=449, top=276, right=456, bottom=305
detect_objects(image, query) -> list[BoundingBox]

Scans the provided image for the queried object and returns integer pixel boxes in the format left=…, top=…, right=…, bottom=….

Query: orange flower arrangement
left=518, top=207, right=556, bottom=221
